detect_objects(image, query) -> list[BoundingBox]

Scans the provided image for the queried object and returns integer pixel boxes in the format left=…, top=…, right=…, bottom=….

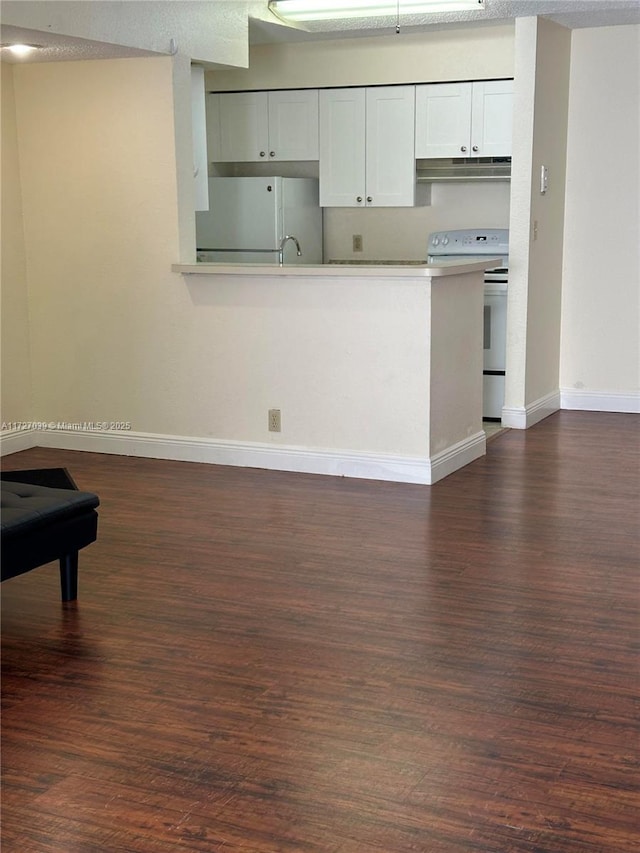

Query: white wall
left=560, top=25, right=639, bottom=411
left=206, top=24, right=515, bottom=89
left=504, top=16, right=571, bottom=427
left=1, top=1, right=252, bottom=276
left=0, top=64, right=33, bottom=424
left=12, top=58, right=182, bottom=432
left=526, top=18, right=570, bottom=408
left=324, top=182, right=511, bottom=262
left=1, top=0, right=254, bottom=440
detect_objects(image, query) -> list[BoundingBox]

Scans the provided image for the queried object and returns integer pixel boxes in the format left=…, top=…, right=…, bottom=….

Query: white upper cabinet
left=414, top=83, right=472, bottom=158
left=470, top=80, right=514, bottom=158
left=319, top=86, right=416, bottom=207
left=267, top=90, right=319, bottom=161
left=212, top=89, right=319, bottom=162
left=366, top=87, right=417, bottom=206
left=318, top=88, right=366, bottom=207
left=415, top=80, right=513, bottom=159
left=220, top=92, right=267, bottom=162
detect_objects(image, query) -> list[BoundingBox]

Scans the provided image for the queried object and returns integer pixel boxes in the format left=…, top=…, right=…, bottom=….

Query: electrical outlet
left=353, top=234, right=363, bottom=252
left=268, top=408, right=281, bottom=432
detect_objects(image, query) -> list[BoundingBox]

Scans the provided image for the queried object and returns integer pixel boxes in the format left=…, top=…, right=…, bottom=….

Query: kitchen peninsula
left=172, top=259, right=497, bottom=485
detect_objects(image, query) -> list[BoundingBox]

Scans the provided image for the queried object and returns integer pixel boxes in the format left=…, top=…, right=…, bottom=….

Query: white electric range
left=428, top=228, right=509, bottom=421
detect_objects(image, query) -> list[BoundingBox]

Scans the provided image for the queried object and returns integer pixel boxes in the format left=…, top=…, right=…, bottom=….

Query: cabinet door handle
left=472, top=145, right=479, bottom=152
left=259, top=151, right=266, bottom=157
left=366, top=196, right=373, bottom=203
left=269, top=151, right=276, bottom=158
left=460, top=146, right=467, bottom=153
left=356, top=196, right=363, bottom=203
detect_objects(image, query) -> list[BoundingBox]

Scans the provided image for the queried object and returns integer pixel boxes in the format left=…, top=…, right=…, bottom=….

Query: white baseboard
left=501, top=390, right=561, bottom=429
left=430, top=430, right=486, bottom=484
left=560, top=388, right=640, bottom=414
left=1, top=426, right=487, bottom=486
left=0, top=428, right=39, bottom=456
left=502, top=389, right=639, bottom=427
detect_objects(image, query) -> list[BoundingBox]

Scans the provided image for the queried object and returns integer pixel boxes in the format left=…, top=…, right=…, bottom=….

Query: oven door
left=483, top=283, right=507, bottom=420
left=483, top=283, right=507, bottom=370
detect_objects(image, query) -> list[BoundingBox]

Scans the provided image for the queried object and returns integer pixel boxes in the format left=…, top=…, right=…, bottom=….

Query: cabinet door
left=365, top=85, right=416, bottom=207
left=217, top=92, right=269, bottom=162
left=415, top=82, right=472, bottom=158
left=470, top=80, right=514, bottom=157
left=319, top=88, right=366, bottom=207
left=268, top=90, right=319, bottom=161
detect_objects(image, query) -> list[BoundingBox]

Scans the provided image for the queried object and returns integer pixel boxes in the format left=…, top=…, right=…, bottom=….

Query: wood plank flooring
left=1, top=411, right=638, bottom=852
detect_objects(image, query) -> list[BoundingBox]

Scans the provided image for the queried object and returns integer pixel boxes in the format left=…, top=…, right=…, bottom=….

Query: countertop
left=172, top=258, right=501, bottom=278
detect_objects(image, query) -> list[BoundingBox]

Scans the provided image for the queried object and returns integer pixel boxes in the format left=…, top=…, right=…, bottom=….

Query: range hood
left=416, top=157, right=511, bottom=182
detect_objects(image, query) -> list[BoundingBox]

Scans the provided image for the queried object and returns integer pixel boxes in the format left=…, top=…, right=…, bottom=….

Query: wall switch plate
left=268, top=408, right=281, bottom=432
left=353, top=234, right=363, bottom=252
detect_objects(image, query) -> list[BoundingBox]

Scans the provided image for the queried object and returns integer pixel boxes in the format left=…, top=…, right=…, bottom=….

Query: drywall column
left=503, top=18, right=536, bottom=424
left=504, top=17, right=570, bottom=428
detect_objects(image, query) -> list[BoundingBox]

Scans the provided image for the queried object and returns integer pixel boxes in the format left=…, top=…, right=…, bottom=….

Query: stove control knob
left=432, top=237, right=439, bottom=246
left=442, top=236, right=449, bottom=246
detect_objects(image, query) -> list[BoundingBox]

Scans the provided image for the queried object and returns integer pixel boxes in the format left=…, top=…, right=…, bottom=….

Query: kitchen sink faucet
left=279, top=235, right=301, bottom=266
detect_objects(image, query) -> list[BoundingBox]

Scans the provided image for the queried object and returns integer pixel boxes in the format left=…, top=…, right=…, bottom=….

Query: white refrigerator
left=196, top=176, right=323, bottom=265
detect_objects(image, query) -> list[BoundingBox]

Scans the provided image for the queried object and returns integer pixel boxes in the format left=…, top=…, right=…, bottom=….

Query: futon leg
left=59, top=552, right=79, bottom=601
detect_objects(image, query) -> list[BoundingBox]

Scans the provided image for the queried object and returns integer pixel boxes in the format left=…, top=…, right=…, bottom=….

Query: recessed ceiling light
left=269, top=0, right=485, bottom=22
left=0, top=43, right=44, bottom=57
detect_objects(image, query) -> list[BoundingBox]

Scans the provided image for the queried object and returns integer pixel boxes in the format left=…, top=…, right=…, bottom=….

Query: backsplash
left=323, top=181, right=511, bottom=261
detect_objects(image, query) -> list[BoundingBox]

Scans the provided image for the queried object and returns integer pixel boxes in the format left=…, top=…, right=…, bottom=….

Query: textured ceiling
left=1, top=0, right=638, bottom=63
left=249, top=0, right=640, bottom=42
left=0, top=25, right=159, bottom=64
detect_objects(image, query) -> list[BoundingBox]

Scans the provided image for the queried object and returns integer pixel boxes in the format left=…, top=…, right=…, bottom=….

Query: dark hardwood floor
left=2, top=411, right=638, bottom=853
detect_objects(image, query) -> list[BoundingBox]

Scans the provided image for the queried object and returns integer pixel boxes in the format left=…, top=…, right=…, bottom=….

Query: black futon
left=1, top=473, right=100, bottom=601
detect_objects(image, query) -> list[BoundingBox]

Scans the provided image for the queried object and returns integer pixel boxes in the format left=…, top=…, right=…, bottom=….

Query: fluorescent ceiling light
left=269, top=0, right=485, bottom=22
left=0, top=43, right=43, bottom=56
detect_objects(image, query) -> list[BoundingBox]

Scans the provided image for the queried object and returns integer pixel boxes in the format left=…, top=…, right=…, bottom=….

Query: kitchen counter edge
left=171, top=259, right=501, bottom=278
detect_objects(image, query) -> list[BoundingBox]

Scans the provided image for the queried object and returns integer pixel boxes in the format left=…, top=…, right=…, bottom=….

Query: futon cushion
left=1, top=482, right=100, bottom=539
